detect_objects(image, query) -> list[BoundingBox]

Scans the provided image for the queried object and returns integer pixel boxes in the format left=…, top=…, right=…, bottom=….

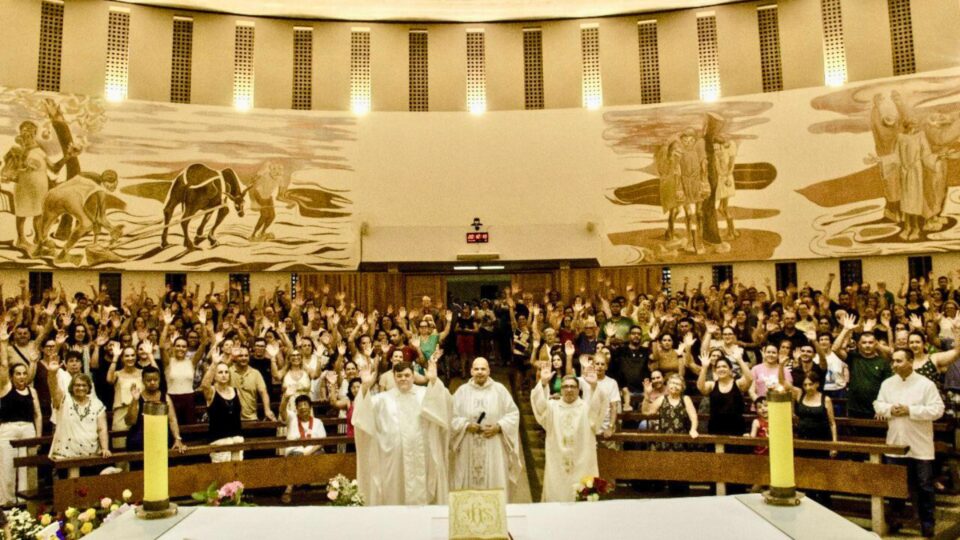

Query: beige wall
left=1, top=0, right=959, bottom=111
left=2, top=0, right=960, bottom=295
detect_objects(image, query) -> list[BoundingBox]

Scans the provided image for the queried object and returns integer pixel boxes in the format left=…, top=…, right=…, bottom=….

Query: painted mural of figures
left=676, top=128, right=709, bottom=254
left=41, top=98, right=83, bottom=241
left=896, top=118, right=930, bottom=240
left=160, top=164, right=248, bottom=250
left=869, top=93, right=902, bottom=222
left=713, top=136, right=738, bottom=239
left=922, top=113, right=960, bottom=231
left=247, top=161, right=289, bottom=242
left=0, top=121, right=68, bottom=251
left=655, top=142, right=682, bottom=240
left=34, top=170, right=122, bottom=262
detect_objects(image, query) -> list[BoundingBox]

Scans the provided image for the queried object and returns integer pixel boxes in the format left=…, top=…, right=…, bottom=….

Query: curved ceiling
left=118, top=0, right=742, bottom=23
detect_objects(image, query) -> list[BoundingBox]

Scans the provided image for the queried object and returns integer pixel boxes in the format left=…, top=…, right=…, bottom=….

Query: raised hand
left=410, top=336, right=421, bottom=348
left=130, top=384, right=141, bottom=402
left=359, top=362, right=376, bottom=388
left=163, top=309, right=174, bottom=325
left=426, top=354, right=439, bottom=383
left=564, top=340, right=575, bottom=357
left=445, top=310, right=453, bottom=323
left=540, top=362, right=554, bottom=385
left=862, top=318, right=877, bottom=333
left=648, top=323, right=659, bottom=341
left=839, top=313, right=857, bottom=330
left=265, top=342, right=280, bottom=359
left=336, top=342, right=347, bottom=357
left=197, top=309, right=207, bottom=325
left=642, top=378, right=653, bottom=395
left=908, top=314, right=923, bottom=330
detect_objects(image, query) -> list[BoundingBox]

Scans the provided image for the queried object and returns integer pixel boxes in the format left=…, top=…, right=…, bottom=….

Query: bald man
left=450, top=357, right=521, bottom=497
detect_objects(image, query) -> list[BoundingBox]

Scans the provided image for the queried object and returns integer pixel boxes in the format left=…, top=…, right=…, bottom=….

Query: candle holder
left=763, top=385, right=803, bottom=506
left=136, top=401, right=178, bottom=519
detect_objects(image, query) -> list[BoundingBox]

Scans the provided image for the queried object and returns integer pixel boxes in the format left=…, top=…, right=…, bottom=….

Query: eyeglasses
left=561, top=384, right=579, bottom=389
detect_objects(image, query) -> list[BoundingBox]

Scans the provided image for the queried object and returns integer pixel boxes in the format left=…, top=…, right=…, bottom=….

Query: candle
left=142, top=401, right=169, bottom=510
left=767, top=386, right=795, bottom=488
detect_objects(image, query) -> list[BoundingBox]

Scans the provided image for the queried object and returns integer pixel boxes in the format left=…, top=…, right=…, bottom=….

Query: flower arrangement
left=191, top=480, right=254, bottom=507
left=34, top=489, right=135, bottom=539
left=574, top=476, right=615, bottom=502
left=0, top=507, right=43, bottom=540
left=325, top=474, right=364, bottom=507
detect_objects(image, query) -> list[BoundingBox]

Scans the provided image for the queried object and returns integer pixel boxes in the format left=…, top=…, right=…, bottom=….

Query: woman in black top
left=696, top=355, right=753, bottom=435
left=201, top=360, right=243, bottom=462
left=787, top=371, right=838, bottom=506
left=124, top=366, right=186, bottom=454
left=0, top=361, right=42, bottom=505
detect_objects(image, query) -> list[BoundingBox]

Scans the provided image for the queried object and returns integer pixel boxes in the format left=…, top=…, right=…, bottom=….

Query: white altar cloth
left=87, top=495, right=876, bottom=540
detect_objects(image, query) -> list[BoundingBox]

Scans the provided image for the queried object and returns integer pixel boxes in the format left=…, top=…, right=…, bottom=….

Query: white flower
left=588, top=493, right=599, bottom=502
left=330, top=479, right=340, bottom=489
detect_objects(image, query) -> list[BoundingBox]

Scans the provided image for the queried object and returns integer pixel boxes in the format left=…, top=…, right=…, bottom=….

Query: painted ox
left=160, top=163, right=248, bottom=249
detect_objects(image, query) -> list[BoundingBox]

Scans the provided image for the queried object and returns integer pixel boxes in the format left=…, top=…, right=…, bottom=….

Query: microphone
left=477, top=412, right=486, bottom=424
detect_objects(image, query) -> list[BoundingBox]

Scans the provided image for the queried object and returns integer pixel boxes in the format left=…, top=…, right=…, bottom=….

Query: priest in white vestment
left=531, top=362, right=607, bottom=502
left=352, top=354, right=452, bottom=506
left=451, top=358, right=522, bottom=498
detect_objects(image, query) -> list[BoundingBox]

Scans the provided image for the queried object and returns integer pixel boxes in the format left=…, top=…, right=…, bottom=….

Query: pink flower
left=327, top=490, right=339, bottom=501
left=217, top=481, right=244, bottom=499
left=100, top=497, right=113, bottom=509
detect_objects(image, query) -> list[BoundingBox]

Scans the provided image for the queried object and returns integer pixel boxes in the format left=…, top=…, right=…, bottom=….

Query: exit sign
left=466, top=232, right=489, bottom=244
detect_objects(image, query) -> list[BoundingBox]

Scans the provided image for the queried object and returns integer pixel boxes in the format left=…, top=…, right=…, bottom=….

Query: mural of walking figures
left=603, top=102, right=778, bottom=263
left=799, top=73, right=960, bottom=256
left=0, top=87, right=356, bottom=271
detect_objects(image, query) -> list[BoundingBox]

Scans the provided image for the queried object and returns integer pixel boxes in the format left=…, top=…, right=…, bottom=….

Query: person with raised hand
left=352, top=348, right=452, bottom=506
left=0, top=352, right=41, bottom=504
left=531, top=357, right=607, bottom=502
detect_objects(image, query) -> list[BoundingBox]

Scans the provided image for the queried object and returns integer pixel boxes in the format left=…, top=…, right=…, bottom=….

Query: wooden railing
left=598, top=432, right=908, bottom=535
left=16, top=435, right=357, bottom=510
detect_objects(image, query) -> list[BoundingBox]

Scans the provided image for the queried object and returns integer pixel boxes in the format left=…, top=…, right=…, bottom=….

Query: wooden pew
left=15, top=436, right=356, bottom=510
left=598, top=432, right=908, bottom=535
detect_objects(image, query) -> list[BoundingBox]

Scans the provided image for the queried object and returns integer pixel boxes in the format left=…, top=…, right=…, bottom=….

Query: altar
left=87, top=495, right=876, bottom=540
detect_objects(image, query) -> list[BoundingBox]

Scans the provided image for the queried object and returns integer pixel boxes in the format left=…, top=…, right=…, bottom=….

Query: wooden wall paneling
left=509, top=272, right=557, bottom=300
left=404, top=275, right=447, bottom=311
left=557, top=266, right=662, bottom=302
left=299, top=272, right=405, bottom=312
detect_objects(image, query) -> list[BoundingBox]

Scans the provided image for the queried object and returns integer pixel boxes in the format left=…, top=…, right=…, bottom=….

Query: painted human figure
left=896, top=118, right=930, bottom=241
left=656, top=141, right=682, bottom=241
left=921, top=112, right=960, bottom=231
left=676, top=128, right=708, bottom=253
left=1, top=121, right=67, bottom=251
left=34, top=170, right=122, bottom=262
left=870, top=93, right=902, bottom=223
left=247, top=161, right=289, bottom=242
left=712, top=136, right=738, bottom=239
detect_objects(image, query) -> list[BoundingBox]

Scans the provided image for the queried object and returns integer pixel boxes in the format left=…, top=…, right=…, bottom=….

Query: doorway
left=445, top=273, right=511, bottom=306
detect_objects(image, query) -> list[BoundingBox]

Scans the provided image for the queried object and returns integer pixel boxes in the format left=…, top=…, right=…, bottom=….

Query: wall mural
left=3, top=68, right=959, bottom=272
left=0, top=88, right=356, bottom=271
left=601, top=67, right=960, bottom=265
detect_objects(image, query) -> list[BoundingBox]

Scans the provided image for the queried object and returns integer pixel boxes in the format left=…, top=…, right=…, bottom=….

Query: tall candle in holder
left=137, top=401, right=178, bottom=519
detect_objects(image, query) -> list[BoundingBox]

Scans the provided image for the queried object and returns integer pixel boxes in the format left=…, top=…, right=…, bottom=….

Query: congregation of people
left=0, top=271, right=953, bottom=535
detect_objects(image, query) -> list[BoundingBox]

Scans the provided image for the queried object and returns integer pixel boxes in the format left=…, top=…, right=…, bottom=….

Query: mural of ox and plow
left=0, top=88, right=357, bottom=271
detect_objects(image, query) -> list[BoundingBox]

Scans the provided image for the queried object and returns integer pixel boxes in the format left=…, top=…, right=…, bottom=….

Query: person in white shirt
left=816, top=333, right=848, bottom=409
left=874, top=348, right=944, bottom=538
left=280, top=394, right=326, bottom=503
left=576, top=353, right=620, bottom=439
